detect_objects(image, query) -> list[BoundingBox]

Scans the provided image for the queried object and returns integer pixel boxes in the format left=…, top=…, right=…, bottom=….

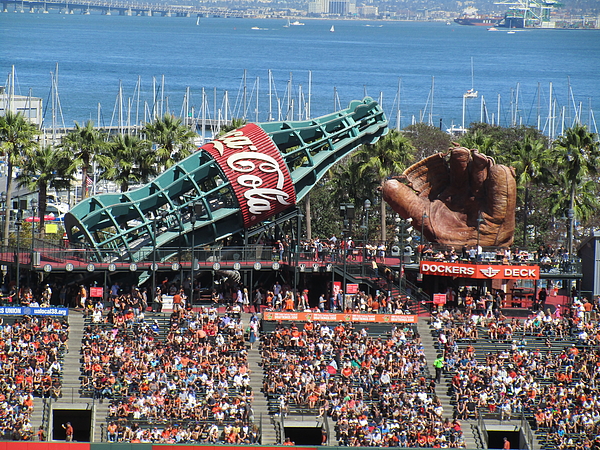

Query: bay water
left=2, top=13, right=600, bottom=133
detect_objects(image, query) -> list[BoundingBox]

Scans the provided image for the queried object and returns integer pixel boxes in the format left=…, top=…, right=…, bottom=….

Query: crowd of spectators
left=261, top=321, right=466, bottom=447
left=80, top=303, right=255, bottom=443
left=104, top=420, right=261, bottom=444
left=276, top=236, right=389, bottom=264
left=0, top=315, right=68, bottom=440
left=432, top=298, right=600, bottom=450
left=420, top=243, right=574, bottom=271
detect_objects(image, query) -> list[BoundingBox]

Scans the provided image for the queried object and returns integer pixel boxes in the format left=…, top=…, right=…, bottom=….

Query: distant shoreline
left=2, top=11, right=598, bottom=30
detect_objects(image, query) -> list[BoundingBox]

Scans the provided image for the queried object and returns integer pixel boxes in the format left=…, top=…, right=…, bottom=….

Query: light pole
left=29, top=199, right=38, bottom=288
left=152, top=210, right=168, bottom=309
left=363, top=199, right=371, bottom=264
left=566, top=208, right=574, bottom=264
left=294, top=211, right=303, bottom=298
left=476, top=212, right=484, bottom=260
left=0, top=192, right=5, bottom=247
left=190, top=203, right=197, bottom=305
left=152, top=217, right=157, bottom=308
left=396, top=216, right=413, bottom=291
left=419, top=212, right=428, bottom=261
left=15, top=211, right=22, bottom=302
left=339, top=203, right=354, bottom=311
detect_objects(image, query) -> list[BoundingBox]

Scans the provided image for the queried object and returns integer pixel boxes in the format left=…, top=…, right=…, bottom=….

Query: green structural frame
left=64, top=98, right=387, bottom=264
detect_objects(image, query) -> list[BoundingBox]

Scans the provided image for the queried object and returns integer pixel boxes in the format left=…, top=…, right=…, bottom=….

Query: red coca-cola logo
left=204, top=124, right=296, bottom=228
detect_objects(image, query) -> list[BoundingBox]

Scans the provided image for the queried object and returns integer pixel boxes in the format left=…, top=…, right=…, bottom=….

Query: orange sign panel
left=419, top=261, right=540, bottom=280
left=263, top=311, right=418, bottom=323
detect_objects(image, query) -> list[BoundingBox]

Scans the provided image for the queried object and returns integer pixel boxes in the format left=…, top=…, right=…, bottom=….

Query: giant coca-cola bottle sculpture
left=64, top=97, right=387, bottom=263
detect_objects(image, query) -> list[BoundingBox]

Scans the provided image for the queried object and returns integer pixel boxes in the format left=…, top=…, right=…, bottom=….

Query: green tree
left=144, top=113, right=196, bottom=170
left=60, top=121, right=107, bottom=201
left=0, top=111, right=39, bottom=245
left=216, top=118, right=247, bottom=137
left=458, top=129, right=497, bottom=158
left=403, top=123, right=453, bottom=160
left=16, top=145, right=75, bottom=229
left=352, top=129, right=415, bottom=243
left=460, top=123, right=547, bottom=163
left=550, top=124, right=600, bottom=255
left=508, top=134, right=551, bottom=247
left=103, top=134, right=157, bottom=192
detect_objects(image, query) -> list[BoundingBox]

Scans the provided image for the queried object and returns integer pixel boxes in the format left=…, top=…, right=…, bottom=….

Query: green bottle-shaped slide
left=64, top=97, right=387, bottom=263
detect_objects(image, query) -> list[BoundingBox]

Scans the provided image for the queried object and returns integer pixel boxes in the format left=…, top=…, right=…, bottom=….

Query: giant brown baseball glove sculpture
left=382, top=146, right=516, bottom=247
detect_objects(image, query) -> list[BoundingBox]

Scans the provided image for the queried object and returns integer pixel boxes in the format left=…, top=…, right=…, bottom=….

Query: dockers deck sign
left=419, top=261, right=540, bottom=279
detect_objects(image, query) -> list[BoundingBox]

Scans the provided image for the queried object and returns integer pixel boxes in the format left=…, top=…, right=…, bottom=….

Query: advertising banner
left=346, top=283, right=359, bottom=294
left=0, top=306, right=69, bottom=316
left=263, top=311, right=418, bottom=323
left=90, top=287, right=104, bottom=298
left=433, top=293, right=447, bottom=305
left=420, top=261, right=540, bottom=280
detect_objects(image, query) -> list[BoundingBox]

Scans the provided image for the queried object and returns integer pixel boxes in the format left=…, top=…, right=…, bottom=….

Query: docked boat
left=454, top=15, right=503, bottom=26
left=454, top=7, right=502, bottom=26
left=463, top=58, right=478, bottom=99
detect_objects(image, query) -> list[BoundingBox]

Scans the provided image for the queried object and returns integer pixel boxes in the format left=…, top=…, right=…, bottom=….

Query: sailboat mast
left=136, top=75, right=141, bottom=129
left=255, top=77, right=259, bottom=122
left=298, top=84, right=303, bottom=120
left=471, top=57, right=475, bottom=91
left=243, top=69, right=247, bottom=121
left=201, top=87, right=206, bottom=143
left=268, top=69, right=273, bottom=121
left=429, top=76, right=434, bottom=126
left=51, top=67, right=56, bottom=142
left=307, top=70, right=312, bottom=119
left=548, top=82, right=554, bottom=139
left=160, top=74, right=165, bottom=118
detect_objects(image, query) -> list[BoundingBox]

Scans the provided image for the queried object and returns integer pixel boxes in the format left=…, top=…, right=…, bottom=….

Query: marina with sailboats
left=2, top=16, right=599, bottom=142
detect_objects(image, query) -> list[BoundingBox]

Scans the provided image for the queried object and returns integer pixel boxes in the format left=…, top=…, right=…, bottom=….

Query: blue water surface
left=2, top=13, right=599, bottom=131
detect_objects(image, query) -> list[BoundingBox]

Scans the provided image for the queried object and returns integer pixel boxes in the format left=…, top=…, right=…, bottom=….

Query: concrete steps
left=417, top=316, right=480, bottom=449
left=243, top=312, right=279, bottom=445
left=47, top=310, right=102, bottom=441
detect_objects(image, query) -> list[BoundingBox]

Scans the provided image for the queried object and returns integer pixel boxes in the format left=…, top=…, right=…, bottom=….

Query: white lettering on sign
left=504, top=268, right=537, bottom=278
left=210, top=131, right=257, bottom=156
left=227, top=151, right=291, bottom=215
left=421, top=263, right=475, bottom=276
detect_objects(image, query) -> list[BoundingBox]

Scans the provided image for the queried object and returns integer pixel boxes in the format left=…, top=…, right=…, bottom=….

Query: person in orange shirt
left=341, top=366, right=353, bottom=378
left=284, top=293, right=295, bottom=311
left=173, top=290, right=183, bottom=311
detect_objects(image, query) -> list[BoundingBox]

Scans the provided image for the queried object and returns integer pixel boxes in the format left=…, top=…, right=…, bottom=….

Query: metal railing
left=520, top=412, right=535, bottom=450
left=478, top=412, right=489, bottom=449
left=41, top=396, right=53, bottom=442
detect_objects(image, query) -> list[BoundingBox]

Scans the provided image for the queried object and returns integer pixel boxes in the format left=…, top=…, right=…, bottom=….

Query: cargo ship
left=454, top=7, right=503, bottom=26
left=454, top=14, right=503, bottom=26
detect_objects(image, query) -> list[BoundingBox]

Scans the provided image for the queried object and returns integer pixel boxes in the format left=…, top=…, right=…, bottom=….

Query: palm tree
left=458, top=130, right=498, bottom=159
left=103, top=134, right=157, bottom=192
left=144, top=113, right=196, bottom=170
left=217, top=118, right=247, bottom=137
left=0, top=111, right=39, bottom=245
left=352, top=129, right=415, bottom=243
left=16, top=145, right=75, bottom=229
left=550, top=124, right=600, bottom=256
left=60, top=121, right=107, bottom=201
left=508, top=134, right=550, bottom=247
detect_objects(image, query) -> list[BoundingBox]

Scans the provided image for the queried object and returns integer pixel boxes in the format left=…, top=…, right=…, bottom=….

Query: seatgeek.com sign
left=419, top=261, right=540, bottom=280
